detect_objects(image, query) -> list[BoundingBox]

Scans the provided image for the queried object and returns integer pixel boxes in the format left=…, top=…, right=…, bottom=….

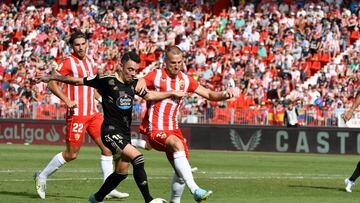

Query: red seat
left=350, top=30, right=360, bottom=43
left=210, top=108, right=230, bottom=124
left=319, top=52, right=331, bottom=65
left=311, top=61, right=321, bottom=74
left=310, top=53, right=320, bottom=62
left=251, top=46, right=259, bottom=55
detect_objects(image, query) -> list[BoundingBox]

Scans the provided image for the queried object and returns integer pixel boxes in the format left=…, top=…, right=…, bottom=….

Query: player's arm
left=48, top=81, right=77, bottom=108
left=343, top=94, right=360, bottom=122
left=40, top=72, right=85, bottom=85
left=135, top=78, right=186, bottom=101
left=94, top=89, right=102, bottom=103
left=194, top=85, right=239, bottom=101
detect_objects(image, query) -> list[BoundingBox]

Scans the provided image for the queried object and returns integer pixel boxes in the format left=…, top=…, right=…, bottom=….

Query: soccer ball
left=149, top=198, right=168, bottom=203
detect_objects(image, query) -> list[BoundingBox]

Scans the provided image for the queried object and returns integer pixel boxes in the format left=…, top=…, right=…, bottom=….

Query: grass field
left=0, top=144, right=359, bottom=203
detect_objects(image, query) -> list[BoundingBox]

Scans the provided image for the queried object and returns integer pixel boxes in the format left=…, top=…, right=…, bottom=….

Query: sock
left=39, top=152, right=67, bottom=181
left=131, top=139, right=147, bottom=149
left=132, top=154, right=153, bottom=203
left=349, top=161, right=360, bottom=182
left=173, top=151, right=199, bottom=194
left=94, top=172, right=128, bottom=202
left=100, top=155, right=113, bottom=182
left=170, top=173, right=186, bottom=203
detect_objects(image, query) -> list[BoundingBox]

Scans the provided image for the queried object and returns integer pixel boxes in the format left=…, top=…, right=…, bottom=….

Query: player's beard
left=77, top=50, right=85, bottom=59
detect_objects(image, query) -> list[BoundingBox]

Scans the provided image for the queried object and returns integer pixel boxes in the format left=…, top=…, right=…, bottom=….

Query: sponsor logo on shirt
left=116, top=94, right=132, bottom=110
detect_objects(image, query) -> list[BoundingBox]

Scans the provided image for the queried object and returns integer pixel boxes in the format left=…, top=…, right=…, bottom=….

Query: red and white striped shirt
left=140, top=68, right=199, bottom=132
left=56, top=54, right=98, bottom=116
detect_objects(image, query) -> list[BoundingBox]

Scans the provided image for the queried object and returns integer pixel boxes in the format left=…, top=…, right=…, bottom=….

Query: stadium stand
left=0, top=0, right=359, bottom=127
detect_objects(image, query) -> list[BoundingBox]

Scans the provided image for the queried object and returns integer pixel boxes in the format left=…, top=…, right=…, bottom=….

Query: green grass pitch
left=0, top=144, right=359, bottom=203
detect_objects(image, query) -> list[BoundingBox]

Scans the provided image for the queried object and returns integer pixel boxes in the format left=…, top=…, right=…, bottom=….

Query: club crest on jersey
left=74, top=133, right=80, bottom=140
left=179, top=80, right=185, bottom=87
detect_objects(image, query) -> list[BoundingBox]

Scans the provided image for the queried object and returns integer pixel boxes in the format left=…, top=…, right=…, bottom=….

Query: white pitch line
left=0, top=175, right=346, bottom=182
left=0, top=169, right=347, bottom=177
left=0, top=169, right=102, bottom=173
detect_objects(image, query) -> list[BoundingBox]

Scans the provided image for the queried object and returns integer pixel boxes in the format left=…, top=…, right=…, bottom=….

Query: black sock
left=350, top=161, right=360, bottom=182
left=94, top=172, right=128, bottom=201
left=132, top=154, right=153, bottom=203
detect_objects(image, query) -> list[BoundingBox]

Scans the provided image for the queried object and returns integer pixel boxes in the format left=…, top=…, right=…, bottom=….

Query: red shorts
left=148, top=129, right=189, bottom=160
left=65, top=112, right=103, bottom=147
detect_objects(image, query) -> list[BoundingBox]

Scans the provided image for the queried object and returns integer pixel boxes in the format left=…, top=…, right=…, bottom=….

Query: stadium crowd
left=0, top=0, right=359, bottom=126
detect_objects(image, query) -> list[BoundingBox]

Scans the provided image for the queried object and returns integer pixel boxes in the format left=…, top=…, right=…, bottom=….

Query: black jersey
left=83, top=73, right=138, bottom=137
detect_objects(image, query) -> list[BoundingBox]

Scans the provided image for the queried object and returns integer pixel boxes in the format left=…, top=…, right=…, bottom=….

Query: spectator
left=284, top=101, right=299, bottom=127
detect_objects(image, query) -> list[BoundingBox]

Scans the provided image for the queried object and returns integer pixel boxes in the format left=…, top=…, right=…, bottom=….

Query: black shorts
left=101, top=128, right=131, bottom=155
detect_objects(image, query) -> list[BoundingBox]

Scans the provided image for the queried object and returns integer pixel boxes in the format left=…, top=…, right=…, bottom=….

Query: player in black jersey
left=37, top=52, right=186, bottom=203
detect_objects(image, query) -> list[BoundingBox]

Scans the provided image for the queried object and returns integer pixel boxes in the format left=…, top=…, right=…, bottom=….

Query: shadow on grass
left=0, top=190, right=84, bottom=199
left=288, top=185, right=345, bottom=192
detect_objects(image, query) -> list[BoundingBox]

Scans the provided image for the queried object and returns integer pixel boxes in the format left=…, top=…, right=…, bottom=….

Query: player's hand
left=35, top=71, right=51, bottom=83
left=342, top=110, right=353, bottom=122
left=223, top=87, right=240, bottom=99
left=171, top=90, right=187, bottom=98
left=65, top=100, right=78, bottom=109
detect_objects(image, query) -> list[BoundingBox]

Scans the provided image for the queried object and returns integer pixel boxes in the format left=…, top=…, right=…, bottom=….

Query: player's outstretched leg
left=345, top=161, right=360, bottom=192
left=170, top=173, right=186, bottom=203
left=193, top=188, right=213, bottom=202
left=89, top=194, right=103, bottom=203
left=91, top=172, right=128, bottom=202
left=132, top=154, right=153, bottom=202
left=173, top=151, right=212, bottom=202
left=34, top=171, right=46, bottom=199
left=34, top=152, right=67, bottom=199
left=100, top=155, right=129, bottom=199
left=345, top=178, right=355, bottom=192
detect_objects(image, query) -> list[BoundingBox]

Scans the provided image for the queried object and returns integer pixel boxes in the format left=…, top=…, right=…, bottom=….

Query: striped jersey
left=56, top=54, right=98, bottom=116
left=140, top=68, right=199, bottom=132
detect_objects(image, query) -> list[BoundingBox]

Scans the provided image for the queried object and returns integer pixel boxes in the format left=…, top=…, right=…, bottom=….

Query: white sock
left=173, top=151, right=199, bottom=194
left=170, top=173, right=186, bottom=203
left=39, top=152, right=66, bottom=181
left=100, top=155, right=113, bottom=182
left=131, top=139, right=146, bottom=149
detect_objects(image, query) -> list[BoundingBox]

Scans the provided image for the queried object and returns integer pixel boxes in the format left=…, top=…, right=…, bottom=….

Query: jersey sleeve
left=187, top=75, right=199, bottom=93
left=143, top=70, right=156, bottom=89
left=83, top=74, right=102, bottom=89
left=56, top=58, right=71, bottom=76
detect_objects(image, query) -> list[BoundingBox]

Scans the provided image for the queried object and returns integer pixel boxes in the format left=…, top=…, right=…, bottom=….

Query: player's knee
left=166, top=136, right=184, bottom=152
left=101, top=147, right=112, bottom=156
left=63, top=152, right=78, bottom=161
left=145, top=142, right=152, bottom=151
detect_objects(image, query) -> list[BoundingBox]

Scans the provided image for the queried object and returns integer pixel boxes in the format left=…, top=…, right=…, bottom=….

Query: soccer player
left=36, top=51, right=186, bottom=203
left=344, top=93, right=360, bottom=192
left=139, top=46, right=239, bottom=203
left=34, top=31, right=128, bottom=200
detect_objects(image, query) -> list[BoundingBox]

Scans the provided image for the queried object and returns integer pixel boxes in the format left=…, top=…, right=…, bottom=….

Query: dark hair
left=69, top=31, right=87, bottom=45
left=121, top=51, right=140, bottom=64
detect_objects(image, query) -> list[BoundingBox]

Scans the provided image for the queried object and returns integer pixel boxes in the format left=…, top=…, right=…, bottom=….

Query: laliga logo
left=230, top=129, right=261, bottom=151
left=0, top=124, right=61, bottom=143
left=46, top=126, right=60, bottom=142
